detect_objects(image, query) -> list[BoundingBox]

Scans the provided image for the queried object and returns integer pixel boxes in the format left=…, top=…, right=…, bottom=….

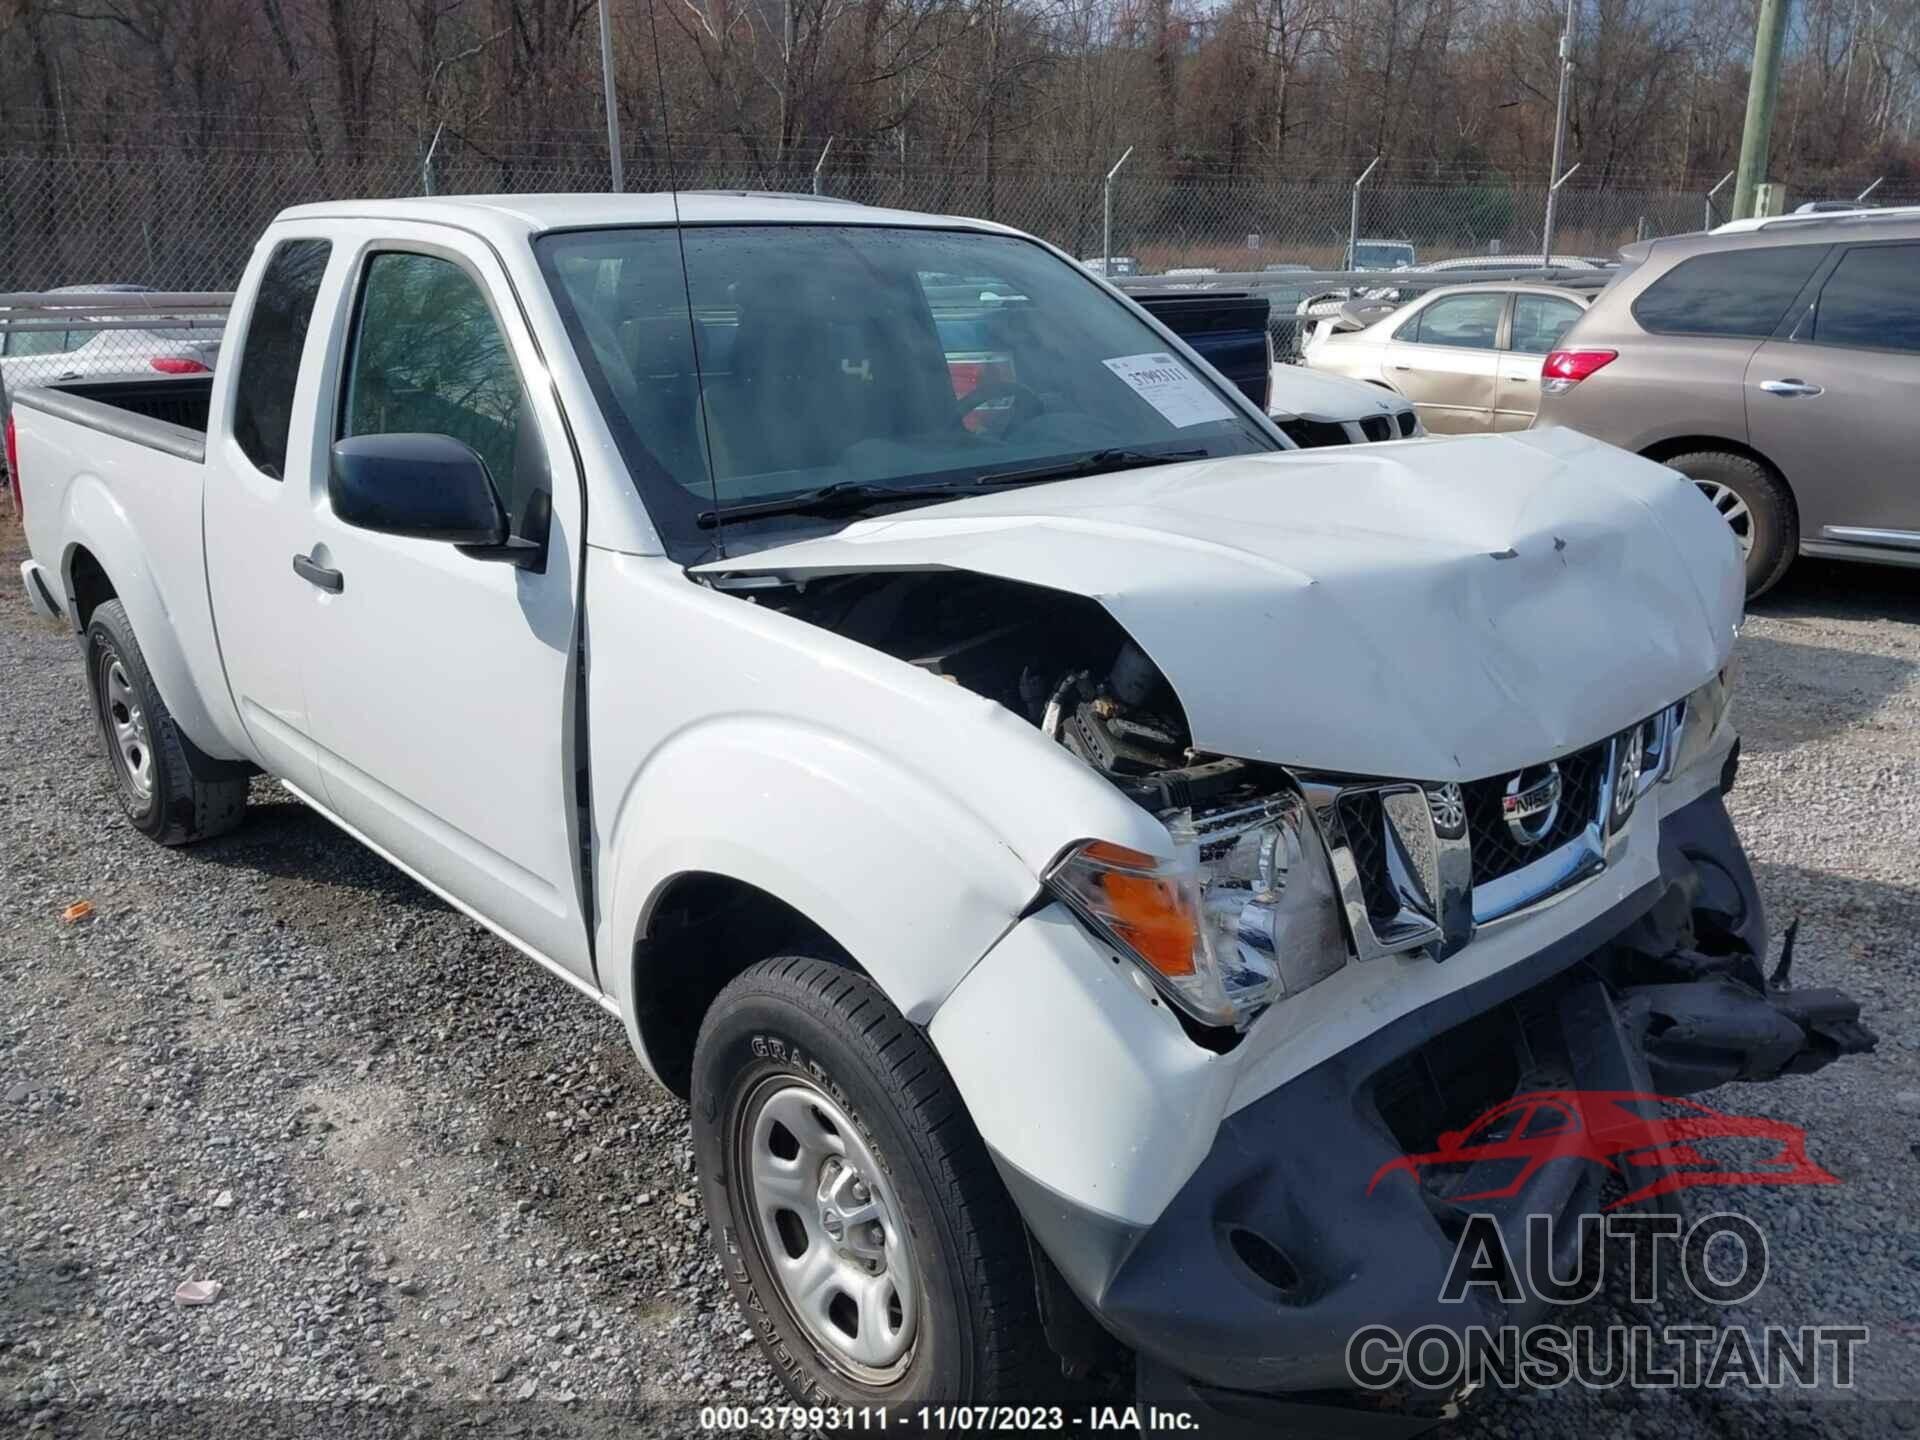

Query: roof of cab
left=272, top=191, right=1018, bottom=245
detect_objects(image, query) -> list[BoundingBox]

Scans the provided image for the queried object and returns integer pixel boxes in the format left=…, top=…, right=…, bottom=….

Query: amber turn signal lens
left=1097, top=871, right=1199, bottom=976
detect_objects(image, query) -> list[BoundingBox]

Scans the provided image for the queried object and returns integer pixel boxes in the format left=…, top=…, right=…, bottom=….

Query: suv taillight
left=1542, top=348, right=1618, bottom=393
left=5, top=412, right=19, bottom=519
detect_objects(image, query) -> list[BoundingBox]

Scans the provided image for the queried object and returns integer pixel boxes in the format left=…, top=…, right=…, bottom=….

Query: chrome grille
left=1461, top=742, right=1607, bottom=888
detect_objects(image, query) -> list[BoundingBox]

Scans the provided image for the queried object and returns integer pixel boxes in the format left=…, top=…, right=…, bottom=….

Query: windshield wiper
left=696, top=478, right=1008, bottom=529
left=974, top=447, right=1209, bottom=486
left=695, top=448, right=1213, bottom=529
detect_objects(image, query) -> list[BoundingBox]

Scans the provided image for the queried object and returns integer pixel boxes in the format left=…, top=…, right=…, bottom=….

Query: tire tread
left=699, top=956, right=1050, bottom=1403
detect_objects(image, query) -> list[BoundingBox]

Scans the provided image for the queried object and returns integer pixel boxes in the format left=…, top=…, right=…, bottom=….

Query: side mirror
left=330, top=431, right=551, bottom=574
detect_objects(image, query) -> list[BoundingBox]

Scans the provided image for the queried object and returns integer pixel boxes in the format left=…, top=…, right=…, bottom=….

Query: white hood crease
left=695, top=428, right=1745, bottom=782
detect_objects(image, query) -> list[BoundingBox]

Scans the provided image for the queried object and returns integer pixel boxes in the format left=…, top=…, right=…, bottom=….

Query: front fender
left=60, top=473, right=249, bottom=760
left=599, top=713, right=1043, bottom=1067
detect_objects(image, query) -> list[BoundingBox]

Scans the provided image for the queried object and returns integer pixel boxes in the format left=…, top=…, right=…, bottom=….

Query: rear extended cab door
left=246, top=218, right=595, bottom=984
left=1745, top=238, right=1920, bottom=553
left=204, top=231, right=340, bottom=795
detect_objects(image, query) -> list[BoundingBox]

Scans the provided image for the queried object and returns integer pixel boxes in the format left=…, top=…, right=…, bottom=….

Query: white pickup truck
left=11, top=194, right=1872, bottom=1432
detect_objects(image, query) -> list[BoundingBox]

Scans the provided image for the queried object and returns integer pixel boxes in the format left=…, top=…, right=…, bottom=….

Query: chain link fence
left=7, top=140, right=1916, bottom=297
left=5, top=140, right=1916, bottom=508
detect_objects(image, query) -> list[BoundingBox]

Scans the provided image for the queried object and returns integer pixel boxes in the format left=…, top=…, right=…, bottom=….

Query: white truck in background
left=12, top=194, right=1873, bottom=1433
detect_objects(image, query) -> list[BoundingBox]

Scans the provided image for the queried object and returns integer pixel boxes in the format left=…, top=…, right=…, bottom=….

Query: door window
left=339, top=251, right=548, bottom=536
left=231, top=238, right=332, bottom=479
left=1810, top=244, right=1920, bottom=354
left=1, top=327, right=74, bottom=357
left=1630, top=245, right=1826, bottom=338
left=1508, top=294, right=1584, bottom=354
left=1402, top=293, right=1504, bottom=349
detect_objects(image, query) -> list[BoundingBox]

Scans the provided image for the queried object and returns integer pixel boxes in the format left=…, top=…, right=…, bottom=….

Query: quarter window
left=1630, top=245, right=1826, bottom=339
left=231, top=238, right=332, bottom=478
left=1508, top=294, right=1584, bottom=355
left=1403, top=293, right=1504, bottom=350
left=1810, top=245, right=1920, bottom=353
left=338, top=252, right=548, bottom=537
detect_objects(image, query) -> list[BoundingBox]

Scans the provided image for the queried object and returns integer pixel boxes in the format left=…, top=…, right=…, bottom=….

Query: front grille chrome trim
left=1292, top=710, right=1676, bottom=960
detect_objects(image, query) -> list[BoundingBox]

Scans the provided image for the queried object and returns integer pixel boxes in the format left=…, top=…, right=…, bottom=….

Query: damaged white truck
left=11, top=195, right=1874, bottom=1433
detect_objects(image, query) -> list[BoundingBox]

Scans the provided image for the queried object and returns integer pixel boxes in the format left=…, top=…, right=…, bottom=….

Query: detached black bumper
left=1004, top=791, right=1874, bottom=1432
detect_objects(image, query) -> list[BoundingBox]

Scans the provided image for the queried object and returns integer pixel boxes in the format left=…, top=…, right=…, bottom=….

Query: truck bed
left=11, top=374, right=211, bottom=463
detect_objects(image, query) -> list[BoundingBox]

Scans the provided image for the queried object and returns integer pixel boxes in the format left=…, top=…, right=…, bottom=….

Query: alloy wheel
left=1694, top=479, right=1755, bottom=559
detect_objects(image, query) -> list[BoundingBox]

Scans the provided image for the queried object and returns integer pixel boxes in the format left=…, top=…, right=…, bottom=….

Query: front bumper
left=993, top=790, right=1873, bottom=1421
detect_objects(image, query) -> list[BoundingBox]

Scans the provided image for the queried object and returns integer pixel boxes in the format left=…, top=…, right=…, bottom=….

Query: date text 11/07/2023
left=697, top=1405, right=1201, bottom=1432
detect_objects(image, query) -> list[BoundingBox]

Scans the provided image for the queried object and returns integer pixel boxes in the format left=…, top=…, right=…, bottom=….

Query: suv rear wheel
left=1662, top=451, right=1797, bottom=599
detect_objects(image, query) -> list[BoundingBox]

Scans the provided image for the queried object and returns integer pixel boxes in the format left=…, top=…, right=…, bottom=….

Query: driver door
left=295, top=228, right=594, bottom=982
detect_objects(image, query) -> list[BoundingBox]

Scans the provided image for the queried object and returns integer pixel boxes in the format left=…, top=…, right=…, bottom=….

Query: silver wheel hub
left=103, top=658, right=154, bottom=801
left=1694, top=479, right=1755, bottom=559
left=742, top=1081, right=918, bottom=1381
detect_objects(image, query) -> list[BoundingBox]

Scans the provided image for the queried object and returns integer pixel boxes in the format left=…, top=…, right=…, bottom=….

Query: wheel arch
left=1639, top=435, right=1798, bottom=519
left=57, top=477, right=249, bottom=762
left=597, top=717, right=1048, bottom=1095
left=630, top=871, right=866, bottom=1098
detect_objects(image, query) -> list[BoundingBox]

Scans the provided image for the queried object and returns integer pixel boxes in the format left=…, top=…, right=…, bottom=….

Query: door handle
left=1392, top=363, right=1412, bottom=371
left=292, top=553, right=344, bottom=593
left=1759, top=378, right=1823, bottom=398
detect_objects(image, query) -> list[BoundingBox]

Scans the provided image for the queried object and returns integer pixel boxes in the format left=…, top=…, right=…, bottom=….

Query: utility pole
left=597, top=0, right=625, bottom=192
left=1539, top=0, right=1576, bottom=265
left=1732, top=0, right=1790, bottom=220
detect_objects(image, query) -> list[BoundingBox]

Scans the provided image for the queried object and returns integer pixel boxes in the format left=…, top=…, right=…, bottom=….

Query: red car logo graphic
left=1367, top=1090, right=1839, bottom=1210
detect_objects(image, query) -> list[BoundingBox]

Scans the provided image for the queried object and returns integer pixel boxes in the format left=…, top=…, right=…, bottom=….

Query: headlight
left=1047, top=792, right=1349, bottom=1029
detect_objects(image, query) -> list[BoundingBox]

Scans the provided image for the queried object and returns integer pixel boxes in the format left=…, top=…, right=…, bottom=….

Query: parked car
left=1080, top=255, right=1138, bottom=277
left=1267, top=361, right=1422, bottom=444
left=0, top=284, right=221, bottom=397
left=1303, top=281, right=1591, bottom=432
left=1351, top=238, right=1417, bottom=270
left=12, top=194, right=1871, bottom=1430
left=1534, top=207, right=1920, bottom=595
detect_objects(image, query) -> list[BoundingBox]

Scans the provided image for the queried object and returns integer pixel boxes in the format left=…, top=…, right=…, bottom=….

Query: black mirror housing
left=329, top=433, right=509, bottom=546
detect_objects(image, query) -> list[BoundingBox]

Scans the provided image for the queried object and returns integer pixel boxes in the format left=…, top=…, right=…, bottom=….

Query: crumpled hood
left=694, top=427, right=1744, bottom=781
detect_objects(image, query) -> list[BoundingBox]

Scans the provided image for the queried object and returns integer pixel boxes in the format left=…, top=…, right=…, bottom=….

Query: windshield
left=535, top=224, right=1276, bottom=556
left=1354, top=243, right=1415, bottom=269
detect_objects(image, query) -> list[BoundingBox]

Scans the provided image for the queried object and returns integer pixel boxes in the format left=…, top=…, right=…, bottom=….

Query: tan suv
left=1533, top=208, right=1920, bottom=595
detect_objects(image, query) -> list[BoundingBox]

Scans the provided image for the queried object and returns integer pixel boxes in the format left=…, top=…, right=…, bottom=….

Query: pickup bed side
left=14, top=375, right=250, bottom=765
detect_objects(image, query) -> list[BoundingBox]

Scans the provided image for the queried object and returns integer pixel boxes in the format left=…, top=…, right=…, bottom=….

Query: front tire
left=85, top=599, right=248, bottom=845
left=1663, top=450, right=1797, bottom=599
left=692, top=957, right=1045, bottom=1408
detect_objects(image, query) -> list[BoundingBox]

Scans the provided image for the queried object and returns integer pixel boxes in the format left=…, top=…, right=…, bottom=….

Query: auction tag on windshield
left=1103, top=352, right=1236, bottom=428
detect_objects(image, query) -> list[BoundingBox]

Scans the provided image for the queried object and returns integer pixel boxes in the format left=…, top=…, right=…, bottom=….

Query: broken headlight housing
left=1666, top=659, right=1738, bottom=784
left=1047, top=791, right=1349, bottom=1029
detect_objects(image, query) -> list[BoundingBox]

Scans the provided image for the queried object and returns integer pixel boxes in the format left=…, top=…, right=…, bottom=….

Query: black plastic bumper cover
left=999, top=790, right=1875, bottom=1424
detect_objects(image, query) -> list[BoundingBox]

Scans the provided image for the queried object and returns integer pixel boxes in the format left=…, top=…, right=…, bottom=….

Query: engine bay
left=737, top=569, right=1260, bottom=813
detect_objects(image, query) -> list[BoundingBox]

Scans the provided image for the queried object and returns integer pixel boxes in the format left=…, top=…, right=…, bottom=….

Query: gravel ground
left=2, top=504, right=1916, bottom=1439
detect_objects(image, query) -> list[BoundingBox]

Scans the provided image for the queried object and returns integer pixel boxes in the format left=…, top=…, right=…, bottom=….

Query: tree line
left=2, top=0, right=1915, bottom=193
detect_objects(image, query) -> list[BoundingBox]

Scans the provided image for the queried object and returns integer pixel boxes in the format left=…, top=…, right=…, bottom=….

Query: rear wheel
left=85, top=600, right=248, bottom=845
left=1662, top=451, right=1797, bottom=599
left=692, top=957, right=1046, bottom=1408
